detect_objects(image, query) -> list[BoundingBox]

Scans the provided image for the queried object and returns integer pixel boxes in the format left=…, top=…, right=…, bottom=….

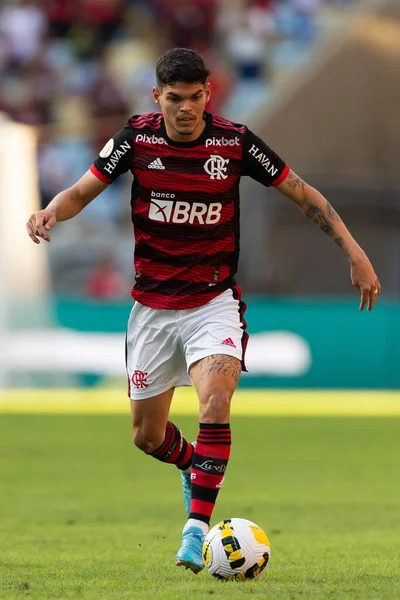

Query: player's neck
left=165, top=117, right=206, bottom=143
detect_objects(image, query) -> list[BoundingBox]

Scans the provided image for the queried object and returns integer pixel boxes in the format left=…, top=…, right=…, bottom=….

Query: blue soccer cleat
left=180, top=441, right=196, bottom=516
left=175, top=526, right=205, bottom=574
left=180, top=470, right=192, bottom=517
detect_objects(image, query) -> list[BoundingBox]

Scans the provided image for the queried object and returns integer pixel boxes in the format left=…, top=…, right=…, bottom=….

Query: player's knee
left=201, top=391, right=232, bottom=422
left=132, top=429, right=161, bottom=454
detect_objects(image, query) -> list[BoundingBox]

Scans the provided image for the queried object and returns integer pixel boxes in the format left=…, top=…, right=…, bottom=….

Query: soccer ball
left=202, top=518, right=271, bottom=580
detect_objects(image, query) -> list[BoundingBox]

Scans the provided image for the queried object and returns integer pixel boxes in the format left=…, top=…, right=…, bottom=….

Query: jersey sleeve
left=241, top=128, right=290, bottom=187
left=90, top=124, right=134, bottom=184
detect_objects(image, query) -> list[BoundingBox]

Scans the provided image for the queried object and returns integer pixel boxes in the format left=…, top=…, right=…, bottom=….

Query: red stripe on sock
left=191, top=470, right=224, bottom=489
left=190, top=499, right=215, bottom=518
left=179, top=444, right=193, bottom=468
left=167, top=444, right=183, bottom=464
left=151, top=422, right=175, bottom=458
left=198, top=431, right=231, bottom=437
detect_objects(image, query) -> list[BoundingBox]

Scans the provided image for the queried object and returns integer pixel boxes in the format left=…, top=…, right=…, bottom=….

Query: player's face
left=153, top=81, right=211, bottom=142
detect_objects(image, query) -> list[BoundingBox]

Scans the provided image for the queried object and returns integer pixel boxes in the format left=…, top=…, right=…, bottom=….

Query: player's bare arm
left=26, top=170, right=107, bottom=244
left=277, top=169, right=381, bottom=312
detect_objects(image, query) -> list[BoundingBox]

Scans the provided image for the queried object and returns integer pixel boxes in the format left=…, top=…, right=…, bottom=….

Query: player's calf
left=147, top=421, right=193, bottom=470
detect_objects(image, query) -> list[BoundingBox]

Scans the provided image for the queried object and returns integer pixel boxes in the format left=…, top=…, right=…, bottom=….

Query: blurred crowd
left=1, top=0, right=354, bottom=299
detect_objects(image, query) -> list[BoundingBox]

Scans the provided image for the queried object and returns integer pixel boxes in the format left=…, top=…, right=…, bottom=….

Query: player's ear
left=153, top=87, right=161, bottom=105
left=204, top=82, right=211, bottom=104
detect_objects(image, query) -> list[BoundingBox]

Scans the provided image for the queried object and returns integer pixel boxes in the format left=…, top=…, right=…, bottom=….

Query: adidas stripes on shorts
left=126, top=288, right=248, bottom=400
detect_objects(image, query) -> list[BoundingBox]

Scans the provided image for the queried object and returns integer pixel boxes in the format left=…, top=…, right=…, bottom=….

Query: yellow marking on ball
left=252, top=555, right=268, bottom=577
left=250, top=525, right=270, bottom=547
left=228, top=549, right=245, bottom=563
left=202, top=543, right=211, bottom=567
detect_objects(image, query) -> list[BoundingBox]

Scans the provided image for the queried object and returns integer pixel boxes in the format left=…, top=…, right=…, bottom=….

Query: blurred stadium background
left=1, top=0, right=400, bottom=398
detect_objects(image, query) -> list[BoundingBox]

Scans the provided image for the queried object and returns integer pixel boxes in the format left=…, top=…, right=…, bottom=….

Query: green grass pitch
left=0, top=411, right=399, bottom=599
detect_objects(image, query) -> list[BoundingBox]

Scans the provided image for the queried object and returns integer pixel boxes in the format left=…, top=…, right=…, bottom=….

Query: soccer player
left=27, top=48, right=381, bottom=574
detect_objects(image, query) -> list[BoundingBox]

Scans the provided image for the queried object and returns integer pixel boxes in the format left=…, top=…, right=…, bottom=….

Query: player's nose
left=180, top=100, right=192, bottom=112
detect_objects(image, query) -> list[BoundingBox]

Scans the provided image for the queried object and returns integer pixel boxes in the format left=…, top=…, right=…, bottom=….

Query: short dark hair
left=156, top=48, right=211, bottom=88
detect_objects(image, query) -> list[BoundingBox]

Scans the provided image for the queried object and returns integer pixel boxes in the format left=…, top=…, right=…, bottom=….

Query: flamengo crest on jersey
left=204, top=155, right=229, bottom=180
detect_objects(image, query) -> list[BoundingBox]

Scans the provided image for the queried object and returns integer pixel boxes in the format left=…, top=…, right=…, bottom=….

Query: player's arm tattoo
left=285, top=172, right=305, bottom=192
left=199, top=355, right=241, bottom=383
left=334, top=236, right=346, bottom=250
left=283, top=171, right=349, bottom=252
left=303, top=197, right=343, bottom=239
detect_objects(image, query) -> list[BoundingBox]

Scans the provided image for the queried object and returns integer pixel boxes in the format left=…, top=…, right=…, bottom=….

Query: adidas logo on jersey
left=148, top=158, right=165, bottom=170
left=221, top=338, right=236, bottom=348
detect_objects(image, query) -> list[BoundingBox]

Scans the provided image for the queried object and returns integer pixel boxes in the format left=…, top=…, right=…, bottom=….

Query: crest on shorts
left=132, top=369, right=148, bottom=389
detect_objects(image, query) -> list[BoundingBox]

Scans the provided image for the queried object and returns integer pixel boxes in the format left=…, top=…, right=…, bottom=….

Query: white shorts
left=126, top=287, right=248, bottom=400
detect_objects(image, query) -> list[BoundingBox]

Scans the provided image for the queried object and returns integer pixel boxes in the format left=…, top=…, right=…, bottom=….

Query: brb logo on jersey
left=204, top=155, right=230, bottom=180
left=149, top=192, right=222, bottom=225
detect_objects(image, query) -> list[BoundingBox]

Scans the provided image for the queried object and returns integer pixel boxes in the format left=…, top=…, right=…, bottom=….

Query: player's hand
left=26, top=209, right=57, bottom=244
left=350, top=254, right=381, bottom=311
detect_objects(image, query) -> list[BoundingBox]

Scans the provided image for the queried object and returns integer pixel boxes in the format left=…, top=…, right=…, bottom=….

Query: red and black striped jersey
left=90, top=111, right=289, bottom=309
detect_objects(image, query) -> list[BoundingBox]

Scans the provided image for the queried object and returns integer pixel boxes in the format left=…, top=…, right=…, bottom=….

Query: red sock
left=189, top=423, right=231, bottom=524
left=150, top=421, right=193, bottom=470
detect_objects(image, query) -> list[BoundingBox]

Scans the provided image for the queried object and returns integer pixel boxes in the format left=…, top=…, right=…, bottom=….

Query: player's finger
left=35, top=227, right=51, bottom=242
left=40, top=229, right=52, bottom=242
left=34, top=217, right=52, bottom=242
left=41, top=215, right=56, bottom=240
left=44, top=218, right=56, bottom=231
left=44, top=214, right=56, bottom=232
left=26, top=220, right=40, bottom=244
left=359, top=288, right=369, bottom=312
left=368, top=288, right=377, bottom=311
left=368, top=282, right=381, bottom=311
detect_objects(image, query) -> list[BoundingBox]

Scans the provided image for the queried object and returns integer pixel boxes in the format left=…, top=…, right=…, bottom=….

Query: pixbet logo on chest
left=135, top=134, right=167, bottom=145
left=205, top=137, right=240, bottom=148
left=149, top=192, right=222, bottom=224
